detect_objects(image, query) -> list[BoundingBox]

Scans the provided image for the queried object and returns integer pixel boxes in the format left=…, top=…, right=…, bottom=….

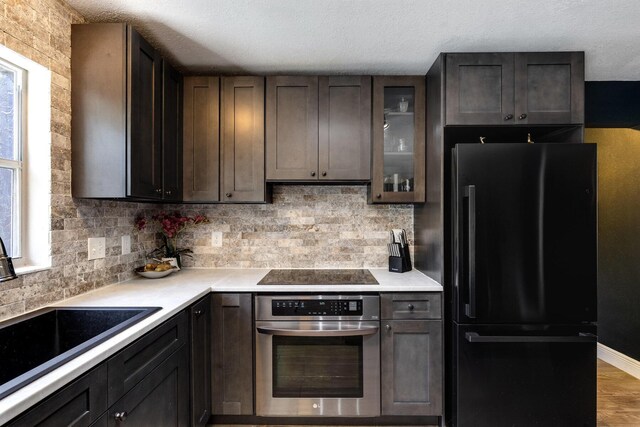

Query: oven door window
left=272, top=335, right=363, bottom=398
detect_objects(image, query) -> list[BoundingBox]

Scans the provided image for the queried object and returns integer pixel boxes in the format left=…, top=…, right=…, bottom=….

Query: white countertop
left=0, top=268, right=441, bottom=424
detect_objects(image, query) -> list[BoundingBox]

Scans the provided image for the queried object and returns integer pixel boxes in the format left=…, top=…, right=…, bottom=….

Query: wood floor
left=215, top=360, right=639, bottom=427
left=598, top=359, right=640, bottom=426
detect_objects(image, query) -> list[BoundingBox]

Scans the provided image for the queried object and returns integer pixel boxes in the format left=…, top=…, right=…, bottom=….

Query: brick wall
left=0, top=0, right=414, bottom=322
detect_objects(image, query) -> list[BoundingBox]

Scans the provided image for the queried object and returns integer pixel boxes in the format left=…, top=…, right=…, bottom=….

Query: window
left=0, top=58, right=25, bottom=258
left=0, top=44, right=51, bottom=272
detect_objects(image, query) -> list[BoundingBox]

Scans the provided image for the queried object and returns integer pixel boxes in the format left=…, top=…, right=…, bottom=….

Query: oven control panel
left=272, top=299, right=363, bottom=316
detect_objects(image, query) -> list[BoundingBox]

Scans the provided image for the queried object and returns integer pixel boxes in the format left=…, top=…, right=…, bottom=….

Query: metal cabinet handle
left=465, top=332, right=597, bottom=343
left=155, top=188, right=162, bottom=194
left=464, top=185, right=477, bottom=319
left=257, top=326, right=379, bottom=337
left=407, top=304, right=414, bottom=311
left=376, top=194, right=382, bottom=199
left=194, top=309, right=203, bottom=317
left=310, top=171, right=316, bottom=177
left=385, top=324, right=391, bottom=331
left=114, top=411, right=128, bottom=422
left=165, top=190, right=172, bottom=196
left=225, top=192, right=232, bottom=198
left=518, top=113, right=527, bottom=120
left=321, top=171, right=327, bottom=177
left=504, top=114, right=513, bottom=121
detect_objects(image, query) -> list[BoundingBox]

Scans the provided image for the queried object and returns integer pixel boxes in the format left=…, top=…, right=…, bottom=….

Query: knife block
left=389, top=245, right=412, bottom=273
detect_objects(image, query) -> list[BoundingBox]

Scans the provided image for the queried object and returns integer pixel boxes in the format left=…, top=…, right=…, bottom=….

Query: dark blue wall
left=585, top=81, right=640, bottom=129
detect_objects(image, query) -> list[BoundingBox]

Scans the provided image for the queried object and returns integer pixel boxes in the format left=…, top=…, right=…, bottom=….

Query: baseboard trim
left=598, top=342, right=640, bottom=380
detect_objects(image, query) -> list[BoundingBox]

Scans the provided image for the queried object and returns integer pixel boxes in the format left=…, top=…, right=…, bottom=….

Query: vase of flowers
left=135, top=212, right=209, bottom=268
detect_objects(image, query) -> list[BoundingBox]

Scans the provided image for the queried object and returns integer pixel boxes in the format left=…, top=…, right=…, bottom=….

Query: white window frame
left=0, top=44, right=51, bottom=273
left=0, top=57, right=25, bottom=259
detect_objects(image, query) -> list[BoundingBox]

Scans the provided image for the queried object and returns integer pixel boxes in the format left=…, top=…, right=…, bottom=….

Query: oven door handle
left=256, top=326, right=379, bottom=337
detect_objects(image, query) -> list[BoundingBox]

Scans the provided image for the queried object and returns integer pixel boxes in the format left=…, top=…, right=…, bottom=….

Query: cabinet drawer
left=7, top=364, right=107, bottom=427
left=107, top=345, right=189, bottom=427
left=107, top=311, right=187, bottom=406
left=381, top=293, right=442, bottom=319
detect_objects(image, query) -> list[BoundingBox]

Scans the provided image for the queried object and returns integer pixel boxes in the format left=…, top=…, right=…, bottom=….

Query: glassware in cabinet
left=371, top=77, right=425, bottom=203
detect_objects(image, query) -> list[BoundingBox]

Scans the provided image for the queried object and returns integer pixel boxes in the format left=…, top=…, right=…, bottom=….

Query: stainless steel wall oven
left=255, top=295, right=380, bottom=417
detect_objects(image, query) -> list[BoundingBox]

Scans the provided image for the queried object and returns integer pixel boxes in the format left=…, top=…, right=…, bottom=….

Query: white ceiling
left=66, top=0, right=640, bottom=80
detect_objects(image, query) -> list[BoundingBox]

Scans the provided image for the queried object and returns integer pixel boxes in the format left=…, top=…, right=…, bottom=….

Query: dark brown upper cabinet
left=445, top=52, right=584, bottom=125
left=371, top=76, right=425, bottom=203
left=318, top=76, right=371, bottom=180
left=162, top=61, right=183, bottom=201
left=183, top=76, right=220, bottom=202
left=266, top=76, right=319, bottom=180
left=129, top=28, right=163, bottom=199
left=183, top=76, right=269, bottom=203
left=266, top=76, right=371, bottom=181
left=221, top=76, right=267, bottom=202
left=71, top=23, right=181, bottom=200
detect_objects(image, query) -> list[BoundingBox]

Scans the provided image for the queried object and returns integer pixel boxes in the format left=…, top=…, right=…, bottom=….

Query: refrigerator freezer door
left=453, top=323, right=596, bottom=427
left=453, top=143, right=597, bottom=324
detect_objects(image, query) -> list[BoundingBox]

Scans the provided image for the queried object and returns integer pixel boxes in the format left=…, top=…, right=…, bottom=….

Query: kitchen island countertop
left=0, top=268, right=440, bottom=424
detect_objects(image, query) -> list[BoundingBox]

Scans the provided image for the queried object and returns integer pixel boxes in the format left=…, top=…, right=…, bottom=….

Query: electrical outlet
left=211, top=231, right=223, bottom=247
left=88, top=237, right=106, bottom=260
left=121, top=235, right=131, bottom=255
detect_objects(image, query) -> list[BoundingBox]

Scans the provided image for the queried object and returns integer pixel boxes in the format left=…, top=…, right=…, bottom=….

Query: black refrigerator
left=450, top=143, right=597, bottom=427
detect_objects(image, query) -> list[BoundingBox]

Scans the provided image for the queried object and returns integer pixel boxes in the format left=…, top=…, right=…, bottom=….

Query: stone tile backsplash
left=0, top=0, right=414, bottom=322
left=159, top=186, right=413, bottom=269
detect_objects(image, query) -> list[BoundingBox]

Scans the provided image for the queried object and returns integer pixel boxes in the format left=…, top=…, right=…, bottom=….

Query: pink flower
left=135, top=216, right=147, bottom=231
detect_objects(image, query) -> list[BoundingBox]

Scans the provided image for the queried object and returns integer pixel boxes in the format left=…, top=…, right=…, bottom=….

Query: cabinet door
left=266, top=76, right=318, bottom=180
left=514, top=52, right=584, bottom=125
left=107, top=345, right=189, bottom=427
left=445, top=53, right=515, bottom=125
left=6, top=364, right=107, bottom=427
left=371, top=76, right=425, bottom=203
left=183, top=76, right=220, bottom=202
left=89, top=413, right=107, bottom=427
left=318, top=76, right=371, bottom=180
left=380, top=320, right=442, bottom=416
left=190, top=296, right=212, bottom=427
left=128, top=27, right=163, bottom=199
left=108, top=311, right=187, bottom=406
left=162, top=61, right=183, bottom=201
left=221, top=76, right=266, bottom=202
left=212, top=293, right=253, bottom=415
left=71, top=23, right=128, bottom=199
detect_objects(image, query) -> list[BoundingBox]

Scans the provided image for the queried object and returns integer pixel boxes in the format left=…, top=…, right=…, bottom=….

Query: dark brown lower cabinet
left=380, top=320, right=442, bottom=416
left=5, top=364, right=107, bottom=427
left=89, top=413, right=107, bottom=427
left=107, top=312, right=187, bottom=406
left=107, top=345, right=189, bottom=427
left=212, top=293, right=253, bottom=415
left=190, top=296, right=212, bottom=426
left=7, top=311, right=190, bottom=427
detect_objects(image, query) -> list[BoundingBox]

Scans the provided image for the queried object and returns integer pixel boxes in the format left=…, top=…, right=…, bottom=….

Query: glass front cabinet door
left=371, top=76, right=425, bottom=203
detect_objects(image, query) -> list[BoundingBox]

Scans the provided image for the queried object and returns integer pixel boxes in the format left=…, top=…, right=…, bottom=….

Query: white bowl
left=135, top=267, right=176, bottom=279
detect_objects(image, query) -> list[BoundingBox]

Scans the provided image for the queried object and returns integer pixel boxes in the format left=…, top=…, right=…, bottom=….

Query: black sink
left=0, top=306, right=160, bottom=400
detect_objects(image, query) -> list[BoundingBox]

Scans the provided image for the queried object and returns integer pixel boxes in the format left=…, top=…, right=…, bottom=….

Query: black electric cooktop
left=257, top=269, right=379, bottom=286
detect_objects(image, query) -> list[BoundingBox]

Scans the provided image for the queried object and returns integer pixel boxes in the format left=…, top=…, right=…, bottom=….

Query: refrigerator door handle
left=464, top=185, right=477, bottom=318
left=465, top=332, right=597, bottom=343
